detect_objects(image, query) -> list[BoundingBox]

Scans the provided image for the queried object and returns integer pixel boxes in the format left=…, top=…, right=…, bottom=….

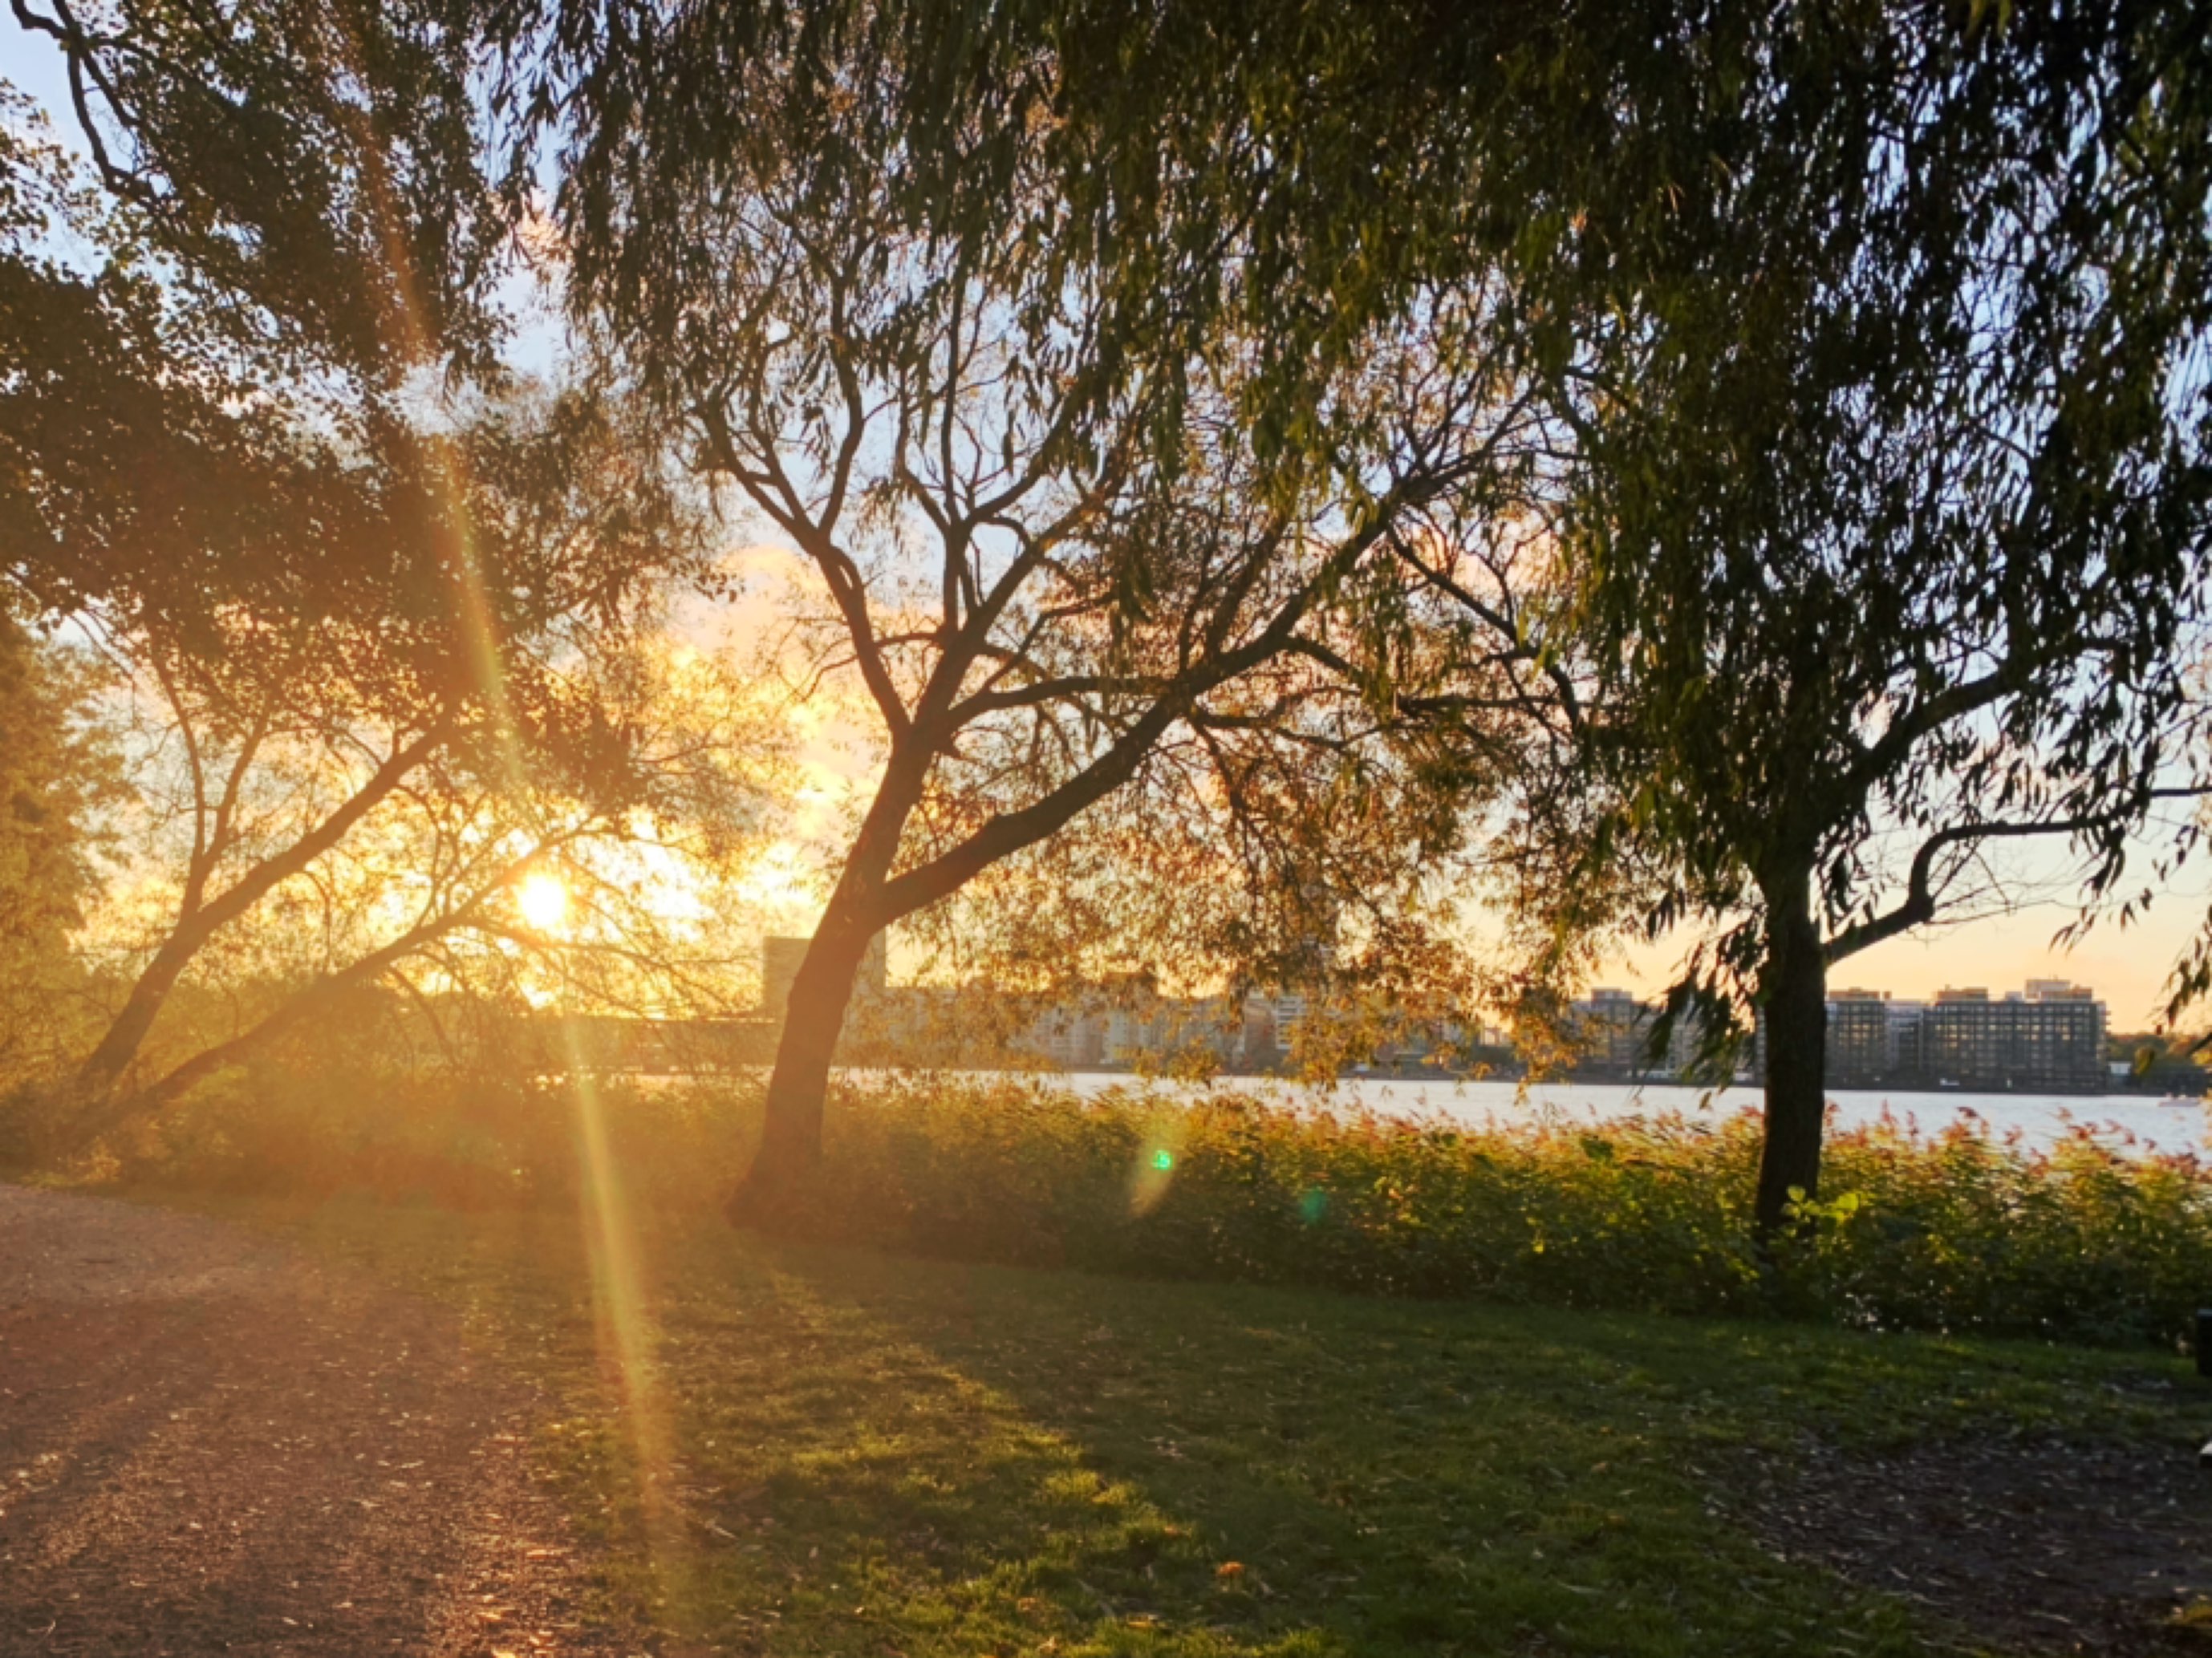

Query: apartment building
left=1915, top=983, right=2108, bottom=1092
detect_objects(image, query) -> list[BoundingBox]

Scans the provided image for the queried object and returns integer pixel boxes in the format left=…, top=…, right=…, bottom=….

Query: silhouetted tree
left=499, top=3, right=1552, bottom=1205
left=0, top=37, right=770, bottom=1145
left=899, top=0, right=2212, bottom=1233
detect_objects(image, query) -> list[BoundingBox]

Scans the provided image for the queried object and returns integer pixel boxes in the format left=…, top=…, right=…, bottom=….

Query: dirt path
left=0, top=1185, right=634, bottom=1656
left=1744, top=1423, right=2212, bottom=1656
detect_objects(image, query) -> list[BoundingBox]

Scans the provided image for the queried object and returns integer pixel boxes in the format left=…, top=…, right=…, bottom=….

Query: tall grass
left=98, top=1063, right=2212, bottom=1348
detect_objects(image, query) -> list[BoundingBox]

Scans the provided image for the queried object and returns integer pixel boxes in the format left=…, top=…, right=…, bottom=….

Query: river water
left=1041, top=1072, right=2208, bottom=1158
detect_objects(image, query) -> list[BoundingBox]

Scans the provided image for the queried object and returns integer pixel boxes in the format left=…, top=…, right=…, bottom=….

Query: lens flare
left=1130, top=1120, right=1187, bottom=1217
left=326, top=4, right=688, bottom=1609
left=557, top=1022, right=692, bottom=1611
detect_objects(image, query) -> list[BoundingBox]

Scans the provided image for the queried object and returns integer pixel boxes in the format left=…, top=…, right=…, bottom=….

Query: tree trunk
left=64, top=947, right=419, bottom=1153
left=67, top=930, right=206, bottom=1105
left=725, top=893, right=880, bottom=1223
left=724, top=740, right=930, bottom=1222
left=62, top=726, right=448, bottom=1120
left=1755, top=865, right=1828, bottom=1236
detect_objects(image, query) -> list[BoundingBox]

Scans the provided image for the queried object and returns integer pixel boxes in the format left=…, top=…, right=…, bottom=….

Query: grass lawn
left=189, top=1192, right=2210, bottom=1657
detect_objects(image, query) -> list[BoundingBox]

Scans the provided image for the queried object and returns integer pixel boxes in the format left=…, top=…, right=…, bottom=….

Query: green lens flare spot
left=1151, top=1149, right=1175, bottom=1173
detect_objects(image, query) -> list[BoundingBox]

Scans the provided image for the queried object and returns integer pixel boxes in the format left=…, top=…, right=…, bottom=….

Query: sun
left=517, top=870, right=570, bottom=932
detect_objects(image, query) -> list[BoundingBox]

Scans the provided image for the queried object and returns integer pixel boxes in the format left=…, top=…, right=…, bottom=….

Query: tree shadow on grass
left=607, top=1227, right=2187, bottom=1658
left=0, top=1187, right=627, bottom=1656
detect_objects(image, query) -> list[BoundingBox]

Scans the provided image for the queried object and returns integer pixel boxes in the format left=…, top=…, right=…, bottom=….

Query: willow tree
left=67, top=574, right=776, bottom=1140
left=506, top=5, right=1552, bottom=1202
left=1213, top=1, right=2212, bottom=1227
left=913, top=0, right=2212, bottom=1234
left=1491, top=4, right=2212, bottom=1231
left=1, top=13, right=773, bottom=1145
left=1009, top=0, right=2212, bottom=1232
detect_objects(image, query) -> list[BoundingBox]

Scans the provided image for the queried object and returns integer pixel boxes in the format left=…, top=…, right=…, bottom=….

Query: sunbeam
left=325, top=6, right=691, bottom=1612
left=556, top=1019, right=693, bottom=1619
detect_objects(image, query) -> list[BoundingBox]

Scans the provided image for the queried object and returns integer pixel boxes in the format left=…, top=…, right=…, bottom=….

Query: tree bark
left=727, top=893, right=879, bottom=1223
left=70, top=939, right=196, bottom=1101
left=1755, top=864, right=1828, bottom=1236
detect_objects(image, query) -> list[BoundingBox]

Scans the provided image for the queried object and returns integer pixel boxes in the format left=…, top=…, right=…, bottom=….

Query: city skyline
left=1599, top=891, right=2212, bottom=1032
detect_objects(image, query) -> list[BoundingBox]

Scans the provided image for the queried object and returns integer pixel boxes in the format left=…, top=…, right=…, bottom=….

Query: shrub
left=89, top=1065, right=2212, bottom=1349
left=106, top=1056, right=750, bottom=1214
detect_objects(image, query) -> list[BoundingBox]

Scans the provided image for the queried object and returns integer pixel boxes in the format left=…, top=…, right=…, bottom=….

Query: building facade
left=1568, top=988, right=1712, bottom=1080
left=1915, top=983, right=2107, bottom=1092
left=1773, top=980, right=2107, bottom=1092
left=1824, top=989, right=1892, bottom=1085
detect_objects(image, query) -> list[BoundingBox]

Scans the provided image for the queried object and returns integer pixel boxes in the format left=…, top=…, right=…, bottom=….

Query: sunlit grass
left=240, top=1194, right=2206, bottom=1658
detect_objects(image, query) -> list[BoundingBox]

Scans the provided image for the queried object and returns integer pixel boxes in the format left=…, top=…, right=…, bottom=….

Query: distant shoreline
left=996, top=1060, right=2169, bottom=1099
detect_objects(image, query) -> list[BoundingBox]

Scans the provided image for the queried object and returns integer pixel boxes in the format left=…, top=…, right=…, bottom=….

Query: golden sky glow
left=516, top=870, right=570, bottom=933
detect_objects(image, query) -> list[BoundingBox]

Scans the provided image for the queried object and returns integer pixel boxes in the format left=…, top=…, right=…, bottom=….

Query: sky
left=2, top=31, right=73, bottom=154
left=6, top=26, right=2207, bottom=1030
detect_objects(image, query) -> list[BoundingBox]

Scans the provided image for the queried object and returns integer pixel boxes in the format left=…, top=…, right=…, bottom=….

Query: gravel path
left=0, top=1185, right=633, bottom=1656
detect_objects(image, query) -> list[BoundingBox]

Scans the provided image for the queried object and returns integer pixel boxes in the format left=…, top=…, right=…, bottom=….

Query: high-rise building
left=1568, top=988, right=1710, bottom=1077
left=760, top=936, right=807, bottom=1018
left=1825, top=989, right=1891, bottom=1085
left=1570, top=988, right=1646, bottom=1073
left=1885, top=999, right=1928, bottom=1077
left=1242, top=991, right=1309, bottom=1060
left=1024, top=1003, right=1106, bottom=1068
left=1918, top=983, right=2106, bottom=1091
left=1754, top=981, right=2103, bottom=1091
